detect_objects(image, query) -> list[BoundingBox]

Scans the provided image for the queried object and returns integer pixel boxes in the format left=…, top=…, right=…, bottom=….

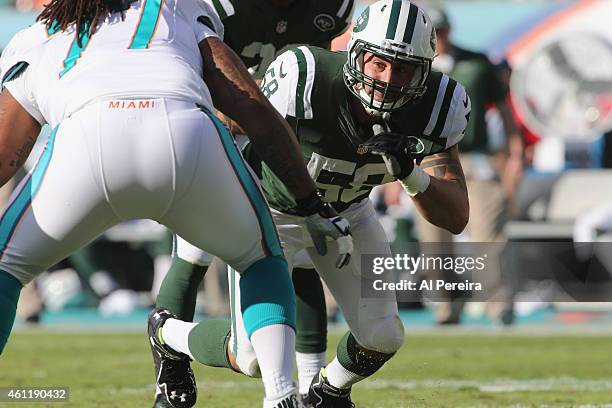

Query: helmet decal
left=353, top=7, right=369, bottom=33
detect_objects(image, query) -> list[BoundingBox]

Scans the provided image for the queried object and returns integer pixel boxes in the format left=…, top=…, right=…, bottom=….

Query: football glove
left=296, top=191, right=353, bottom=268
left=363, top=124, right=415, bottom=179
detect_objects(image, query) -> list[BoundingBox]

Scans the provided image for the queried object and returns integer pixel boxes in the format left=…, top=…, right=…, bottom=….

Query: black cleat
left=148, top=308, right=197, bottom=408
left=152, top=392, right=173, bottom=408
left=267, top=392, right=303, bottom=408
left=303, top=369, right=355, bottom=408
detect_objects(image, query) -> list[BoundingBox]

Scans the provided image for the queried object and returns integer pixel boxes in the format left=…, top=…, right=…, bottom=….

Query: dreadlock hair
left=38, top=0, right=125, bottom=46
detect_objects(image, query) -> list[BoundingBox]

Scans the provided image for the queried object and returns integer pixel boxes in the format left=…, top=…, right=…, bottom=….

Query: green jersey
left=206, top=0, right=354, bottom=78
left=246, top=46, right=470, bottom=215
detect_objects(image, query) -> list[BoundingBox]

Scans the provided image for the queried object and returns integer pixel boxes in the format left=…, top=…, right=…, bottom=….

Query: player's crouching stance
left=156, top=1, right=471, bottom=407
left=0, top=1, right=353, bottom=408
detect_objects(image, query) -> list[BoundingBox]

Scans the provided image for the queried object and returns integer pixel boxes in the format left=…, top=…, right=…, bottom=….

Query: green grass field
left=1, top=329, right=611, bottom=407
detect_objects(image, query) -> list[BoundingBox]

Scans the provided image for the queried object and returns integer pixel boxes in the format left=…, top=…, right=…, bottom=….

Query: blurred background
left=1, top=0, right=611, bottom=332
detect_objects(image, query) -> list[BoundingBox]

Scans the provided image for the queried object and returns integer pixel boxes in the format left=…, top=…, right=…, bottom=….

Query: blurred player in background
left=153, top=0, right=356, bottom=406
left=154, top=1, right=471, bottom=406
left=410, top=5, right=523, bottom=324
left=0, top=2, right=353, bottom=408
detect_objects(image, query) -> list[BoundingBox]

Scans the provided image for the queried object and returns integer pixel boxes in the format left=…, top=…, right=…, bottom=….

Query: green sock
left=0, top=272, right=21, bottom=354
left=336, top=332, right=395, bottom=377
left=293, top=268, right=327, bottom=353
left=187, top=319, right=233, bottom=369
left=156, top=257, right=206, bottom=321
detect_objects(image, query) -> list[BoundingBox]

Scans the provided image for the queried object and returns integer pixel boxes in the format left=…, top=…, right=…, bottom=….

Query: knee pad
left=240, top=256, right=296, bottom=338
left=359, top=315, right=405, bottom=354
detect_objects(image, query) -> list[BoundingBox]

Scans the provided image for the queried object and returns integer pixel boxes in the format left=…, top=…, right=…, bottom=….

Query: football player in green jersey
left=151, top=1, right=356, bottom=407
left=154, top=1, right=470, bottom=406
left=208, top=0, right=355, bottom=79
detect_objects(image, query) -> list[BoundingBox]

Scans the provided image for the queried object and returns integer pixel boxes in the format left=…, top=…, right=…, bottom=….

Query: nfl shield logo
left=276, top=21, right=288, bottom=34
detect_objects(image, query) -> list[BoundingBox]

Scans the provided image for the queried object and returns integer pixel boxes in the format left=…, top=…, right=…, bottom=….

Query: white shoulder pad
left=261, top=46, right=315, bottom=119
left=180, top=0, right=225, bottom=42
left=442, top=82, right=471, bottom=149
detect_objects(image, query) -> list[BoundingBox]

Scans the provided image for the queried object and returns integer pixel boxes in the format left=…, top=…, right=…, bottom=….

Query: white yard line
left=110, top=377, right=612, bottom=395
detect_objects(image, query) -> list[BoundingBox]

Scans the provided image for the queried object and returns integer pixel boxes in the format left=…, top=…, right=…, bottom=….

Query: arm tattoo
left=10, top=135, right=36, bottom=168
left=420, top=152, right=467, bottom=190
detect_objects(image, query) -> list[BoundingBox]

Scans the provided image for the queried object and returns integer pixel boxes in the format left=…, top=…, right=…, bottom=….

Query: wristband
left=399, top=164, right=430, bottom=196
left=295, top=190, right=324, bottom=216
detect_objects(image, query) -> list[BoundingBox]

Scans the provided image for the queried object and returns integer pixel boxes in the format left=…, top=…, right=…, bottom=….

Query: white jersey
left=0, top=0, right=223, bottom=127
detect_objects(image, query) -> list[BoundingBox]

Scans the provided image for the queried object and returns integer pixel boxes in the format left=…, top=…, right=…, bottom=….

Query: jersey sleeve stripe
left=1, top=61, right=28, bottom=89
left=430, top=79, right=457, bottom=140
left=423, top=74, right=448, bottom=136
left=441, top=85, right=467, bottom=145
left=289, top=47, right=314, bottom=119
left=211, top=0, right=235, bottom=20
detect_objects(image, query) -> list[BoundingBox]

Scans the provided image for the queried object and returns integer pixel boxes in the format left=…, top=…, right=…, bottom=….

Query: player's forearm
left=412, top=178, right=469, bottom=234
left=410, top=147, right=469, bottom=234
left=199, top=37, right=317, bottom=199
left=0, top=90, right=41, bottom=187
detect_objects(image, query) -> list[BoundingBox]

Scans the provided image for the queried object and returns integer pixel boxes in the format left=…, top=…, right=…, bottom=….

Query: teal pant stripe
left=0, top=271, right=22, bottom=354
left=201, top=107, right=282, bottom=257
left=59, top=24, right=91, bottom=77
left=129, top=0, right=163, bottom=49
left=0, top=127, right=59, bottom=258
left=239, top=256, right=295, bottom=338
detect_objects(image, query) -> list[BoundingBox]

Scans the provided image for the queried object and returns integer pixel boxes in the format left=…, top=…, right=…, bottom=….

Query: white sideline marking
left=111, top=377, right=612, bottom=395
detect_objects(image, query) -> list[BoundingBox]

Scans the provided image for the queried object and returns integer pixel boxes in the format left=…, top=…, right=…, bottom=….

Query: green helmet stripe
left=385, top=0, right=402, bottom=40
left=431, top=80, right=457, bottom=139
left=290, top=48, right=308, bottom=118
left=402, top=3, right=419, bottom=44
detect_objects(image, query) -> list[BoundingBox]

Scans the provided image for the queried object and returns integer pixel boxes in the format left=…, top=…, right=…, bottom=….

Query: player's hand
left=296, top=191, right=353, bottom=268
left=362, top=127, right=415, bottom=179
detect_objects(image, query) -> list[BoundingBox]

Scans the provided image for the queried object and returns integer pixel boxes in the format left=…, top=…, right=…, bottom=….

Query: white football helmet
left=344, top=0, right=436, bottom=115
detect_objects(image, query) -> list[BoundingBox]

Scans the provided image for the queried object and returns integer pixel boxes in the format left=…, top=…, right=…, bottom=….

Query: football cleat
left=148, top=308, right=197, bottom=408
left=152, top=392, right=173, bottom=408
left=264, top=389, right=304, bottom=408
left=303, top=369, right=355, bottom=408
